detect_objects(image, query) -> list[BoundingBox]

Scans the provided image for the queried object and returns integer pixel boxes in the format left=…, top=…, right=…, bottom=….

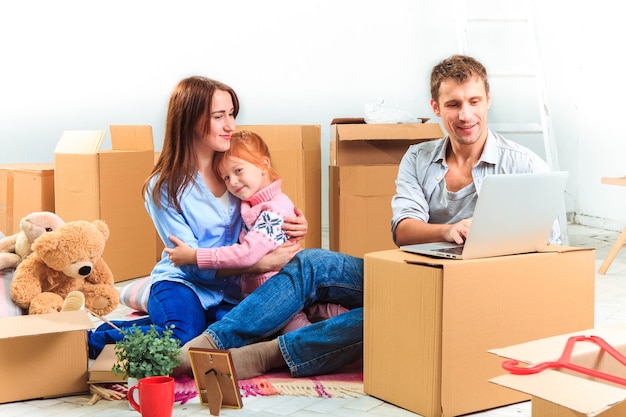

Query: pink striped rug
left=238, top=360, right=363, bottom=398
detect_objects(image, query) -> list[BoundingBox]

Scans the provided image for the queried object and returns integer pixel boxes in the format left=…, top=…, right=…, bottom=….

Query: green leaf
left=111, top=324, right=182, bottom=379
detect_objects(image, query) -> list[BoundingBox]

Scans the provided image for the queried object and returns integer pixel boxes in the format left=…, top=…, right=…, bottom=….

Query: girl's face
left=219, top=156, right=271, bottom=201
left=194, top=89, right=235, bottom=153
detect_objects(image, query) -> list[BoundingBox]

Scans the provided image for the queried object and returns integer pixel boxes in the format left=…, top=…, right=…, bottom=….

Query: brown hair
left=430, top=55, right=489, bottom=103
left=143, top=76, right=240, bottom=211
left=214, top=130, right=280, bottom=182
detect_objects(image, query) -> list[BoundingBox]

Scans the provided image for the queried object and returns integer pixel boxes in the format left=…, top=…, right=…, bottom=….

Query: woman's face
left=194, top=89, right=236, bottom=153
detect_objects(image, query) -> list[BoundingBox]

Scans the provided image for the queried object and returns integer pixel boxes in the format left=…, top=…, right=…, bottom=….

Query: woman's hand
left=249, top=240, right=302, bottom=274
left=164, top=235, right=197, bottom=267
left=283, top=206, right=308, bottom=241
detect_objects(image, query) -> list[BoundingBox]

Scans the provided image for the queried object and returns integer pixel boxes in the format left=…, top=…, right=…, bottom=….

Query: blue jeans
left=207, top=248, right=364, bottom=377
left=148, top=280, right=235, bottom=343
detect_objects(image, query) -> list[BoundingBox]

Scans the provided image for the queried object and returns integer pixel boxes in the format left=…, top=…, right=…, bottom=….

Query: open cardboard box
left=54, top=126, right=157, bottom=282
left=0, top=311, right=93, bottom=403
left=329, top=118, right=444, bottom=257
left=490, top=322, right=626, bottom=417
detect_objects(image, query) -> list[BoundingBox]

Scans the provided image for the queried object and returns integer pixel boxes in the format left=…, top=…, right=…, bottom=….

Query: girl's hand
left=283, top=206, right=308, bottom=241
left=164, top=235, right=197, bottom=267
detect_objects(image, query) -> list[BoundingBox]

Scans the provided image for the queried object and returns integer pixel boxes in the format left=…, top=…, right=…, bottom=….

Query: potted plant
left=112, top=324, right=182, bottom=406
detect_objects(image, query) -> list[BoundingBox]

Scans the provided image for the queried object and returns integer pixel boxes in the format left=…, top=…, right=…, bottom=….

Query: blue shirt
left=145, top=172, right=244, bottom=309
left=391, top=129, right=560, bottom=244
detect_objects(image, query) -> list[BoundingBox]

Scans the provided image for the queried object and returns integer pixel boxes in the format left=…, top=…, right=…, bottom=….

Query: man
left=173, top=54, right=557, bottom=381
left=392, top=54, right=558, bottom=246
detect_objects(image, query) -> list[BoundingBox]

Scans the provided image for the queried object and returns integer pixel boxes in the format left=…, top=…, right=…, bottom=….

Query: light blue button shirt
left=391, top=129, right=560, bottom=244
left=145, top=173, right=244, bottom=309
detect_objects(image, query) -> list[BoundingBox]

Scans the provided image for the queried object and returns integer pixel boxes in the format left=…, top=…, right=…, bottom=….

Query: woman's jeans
left=207, top=248, right=364, bottom=377
left=87, top=280, right=234, bottom=358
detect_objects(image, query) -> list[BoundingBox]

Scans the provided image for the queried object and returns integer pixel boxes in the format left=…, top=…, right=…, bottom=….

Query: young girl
left=166, top=130, right=347, bottom=333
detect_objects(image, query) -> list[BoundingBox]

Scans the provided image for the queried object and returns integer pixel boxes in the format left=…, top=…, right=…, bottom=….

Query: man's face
left=430, top=76, right=491, bottom=146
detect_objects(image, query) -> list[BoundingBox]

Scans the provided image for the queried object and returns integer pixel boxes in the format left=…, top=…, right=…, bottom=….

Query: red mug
left=128, top=376, right=175, bottom=417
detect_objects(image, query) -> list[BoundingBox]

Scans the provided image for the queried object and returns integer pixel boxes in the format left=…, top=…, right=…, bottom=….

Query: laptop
left=400, top=171, right=568, bottom=260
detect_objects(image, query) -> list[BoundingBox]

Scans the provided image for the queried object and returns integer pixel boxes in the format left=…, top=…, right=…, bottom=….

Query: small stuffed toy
left=9, top=219, right=119, bottom=315
left=0, top=211, right=65, bottom=270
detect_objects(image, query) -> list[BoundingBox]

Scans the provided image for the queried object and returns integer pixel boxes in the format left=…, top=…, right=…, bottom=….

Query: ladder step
left=490, top=123, right=544, bottom=134
left=467, top=17, right=528, bottom=23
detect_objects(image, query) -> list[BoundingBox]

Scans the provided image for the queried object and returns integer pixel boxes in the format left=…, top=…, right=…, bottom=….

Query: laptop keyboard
left=436, top=246, right=464, bottom=255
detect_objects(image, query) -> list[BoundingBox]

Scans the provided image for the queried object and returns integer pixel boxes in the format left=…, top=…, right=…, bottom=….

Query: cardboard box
left=329, top=118, right=443, bottom=257
left=490, top=322, right=626, bottom=417
left=363, top=246, right=596, bottom=417
left=88, top=344, right=125, bottom=384
left=0, top=163, right=55, bottom=235
left=0, top=311, right=93, bottom=403
left=54, top=126, right=156, bottom=282
left=236, top=125, right=321, bottom=249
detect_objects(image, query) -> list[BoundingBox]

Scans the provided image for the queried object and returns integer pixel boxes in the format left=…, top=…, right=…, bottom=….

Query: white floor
left=2, top=224, right=625, bottom=417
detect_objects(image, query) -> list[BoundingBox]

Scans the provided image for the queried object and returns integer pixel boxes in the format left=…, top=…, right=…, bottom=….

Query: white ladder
left=454, top=0, right=568, bottom=244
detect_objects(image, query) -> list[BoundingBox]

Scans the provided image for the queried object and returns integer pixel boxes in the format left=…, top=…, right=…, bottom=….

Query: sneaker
left=61, top=291, right=85, bottom=312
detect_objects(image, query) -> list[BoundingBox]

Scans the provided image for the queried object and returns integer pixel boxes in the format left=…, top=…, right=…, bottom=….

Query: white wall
left=0, top=0, right=623, bottom=232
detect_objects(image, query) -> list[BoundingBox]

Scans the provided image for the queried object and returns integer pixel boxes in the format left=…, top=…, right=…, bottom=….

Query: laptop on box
left=400, top=172, right=568, bottom=260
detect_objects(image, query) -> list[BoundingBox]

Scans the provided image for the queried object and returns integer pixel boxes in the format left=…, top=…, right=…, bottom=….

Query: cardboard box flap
left=110, top=125, right=154, bottom=151
left=54, top=130, right=105, bottom=154
left=491, top=371, right=626, bottom=416
left=538, top=244, right=591, bottom=254
left=89, top=344, right=125, bottom=383
left=0, top=310, right=93, bottom=339
left=489, top=323, right=626, bottom=367
left=490, top=322, right=626, bottom=416
left=237, top=125, right=320, bottom=152
left=331, top=117, right=367, bottom=125
left=330, top=117, right=431, bottom=125
left=0, top=163, right=55, bottom=172
left=333, top=122, right=443, bottom=141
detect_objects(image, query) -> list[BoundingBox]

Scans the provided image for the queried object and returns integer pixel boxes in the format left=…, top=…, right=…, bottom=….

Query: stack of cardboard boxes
left=328, top=118, right=444, bottom=257
left=53, top=126, right=157, bottom=283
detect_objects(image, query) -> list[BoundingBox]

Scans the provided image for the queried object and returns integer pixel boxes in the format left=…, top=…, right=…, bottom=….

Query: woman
left=143, top=76, right=308, bottom=343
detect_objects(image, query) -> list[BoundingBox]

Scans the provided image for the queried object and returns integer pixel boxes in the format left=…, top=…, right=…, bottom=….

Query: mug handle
left=128, top=385, right=141, bottom=412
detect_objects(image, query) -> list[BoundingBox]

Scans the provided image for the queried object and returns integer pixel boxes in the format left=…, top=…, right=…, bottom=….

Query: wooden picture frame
left=188, top=348, right=242, bottom=416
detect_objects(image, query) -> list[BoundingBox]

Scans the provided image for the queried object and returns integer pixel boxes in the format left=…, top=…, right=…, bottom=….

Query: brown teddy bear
left=0, top=211, right=65, bottom=270
left=9, top=219, right=119, bottom=315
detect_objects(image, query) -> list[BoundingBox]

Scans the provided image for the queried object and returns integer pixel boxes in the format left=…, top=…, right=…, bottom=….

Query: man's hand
left=444, top=218, right=473, bottom=245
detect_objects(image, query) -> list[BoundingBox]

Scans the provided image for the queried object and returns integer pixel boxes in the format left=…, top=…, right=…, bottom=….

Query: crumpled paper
left=364, top=99, right=422, bottom=124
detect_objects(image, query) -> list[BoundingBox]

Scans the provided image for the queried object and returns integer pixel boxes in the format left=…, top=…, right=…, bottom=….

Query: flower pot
left=127, top=376, right=139, bottom=410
